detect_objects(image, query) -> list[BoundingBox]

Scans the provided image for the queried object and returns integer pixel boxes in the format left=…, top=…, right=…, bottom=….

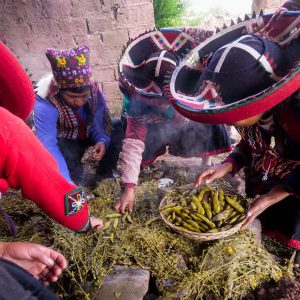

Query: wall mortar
left=0, top=0, right=155, bottom=106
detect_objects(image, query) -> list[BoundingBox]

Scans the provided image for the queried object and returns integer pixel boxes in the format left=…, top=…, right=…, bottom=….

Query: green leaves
left=153, top=0, right=188, bottom=28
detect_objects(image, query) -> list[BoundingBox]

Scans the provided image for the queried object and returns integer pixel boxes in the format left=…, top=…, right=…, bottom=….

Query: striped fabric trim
left=146, top=56, right=177, bottom=66
left=76, top=218, right=92, bottom=233
left=152, top=31, right=194, bottom=52
left=47, top=85, right=99, bottom=140
left=216, top=36, right=249, bottom=72
left=274, top=14, right=300, bottom=45
left=169, top=64, right=300, bottom=114
left=155, top=50, right=167, bottom=77
left=48, top=96, right=79, bottom=139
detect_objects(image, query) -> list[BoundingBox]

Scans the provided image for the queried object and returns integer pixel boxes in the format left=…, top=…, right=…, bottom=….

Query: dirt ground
left=1, top=147, right=299, bottom=299
left=81, top=148, right=300, bottom=299
left=150, top=154, right=300, bottom=300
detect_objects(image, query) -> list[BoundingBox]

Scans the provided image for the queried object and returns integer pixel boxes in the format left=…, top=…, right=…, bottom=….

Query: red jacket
left=0, top=107, right=90, bottom=232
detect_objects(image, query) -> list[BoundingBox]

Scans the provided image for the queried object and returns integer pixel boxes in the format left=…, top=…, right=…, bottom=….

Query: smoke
left=137, top=102, right=230, bottom=160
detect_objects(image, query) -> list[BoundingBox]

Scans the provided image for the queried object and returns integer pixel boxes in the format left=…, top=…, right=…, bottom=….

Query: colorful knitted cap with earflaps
left=46, top=44, right=93, bottom=89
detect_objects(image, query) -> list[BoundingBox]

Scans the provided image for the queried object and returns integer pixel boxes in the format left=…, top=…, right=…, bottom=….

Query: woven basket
left=159, top=181, right=249, bottom=241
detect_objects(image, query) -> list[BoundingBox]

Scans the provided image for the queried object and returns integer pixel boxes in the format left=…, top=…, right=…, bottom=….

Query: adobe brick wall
left=252, top=0, right=285, bottom=13
left=0, top=0, right=155, bottom=109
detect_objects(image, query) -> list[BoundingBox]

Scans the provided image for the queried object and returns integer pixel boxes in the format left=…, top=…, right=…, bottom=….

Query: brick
left=0, top=0, right=155, bottom=99
left=70, top=0, right=112, bottom=18
left=252, top=0, right=284, bottom=13
left=87, top=14, right=113, bottom=33
left=101, top=29, right=129, bottom=47
left=95, top=47, right=122, bottom=67
left=102, top=81, right=122, bottom=102
left=93, top=67, right=116, bottom=83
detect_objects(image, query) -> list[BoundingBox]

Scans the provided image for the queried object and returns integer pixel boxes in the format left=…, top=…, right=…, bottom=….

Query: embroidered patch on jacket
left=64, top=188, right=86, bottom=216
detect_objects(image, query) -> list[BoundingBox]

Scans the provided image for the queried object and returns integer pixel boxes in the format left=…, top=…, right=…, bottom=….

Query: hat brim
left=168, top=65, right=300, bottom=124
left=168, top=11, right=300, bottom=124
left=0, top=42, right=34, bottom=120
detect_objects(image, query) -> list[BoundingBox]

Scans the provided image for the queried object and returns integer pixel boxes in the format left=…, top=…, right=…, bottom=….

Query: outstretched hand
left=92, top=141, right=106, bottom=161
left=242, top=185, right=290, bottom=228
left=90, top=216, right=104, bottom=230
left=194, top=162, right=233, bottom=187
left=114, top=188, right=135, bottom=214
left=0, top=242, right=67, bottom=285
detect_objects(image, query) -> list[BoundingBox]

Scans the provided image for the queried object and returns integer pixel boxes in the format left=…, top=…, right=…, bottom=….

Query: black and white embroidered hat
left=167, top=11, right=300, bottom=124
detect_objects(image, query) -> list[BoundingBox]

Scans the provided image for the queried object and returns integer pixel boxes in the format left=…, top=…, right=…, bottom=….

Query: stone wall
left=252, top=0, right=285, bottom=13
left=0, top=0, right=155, bottom=107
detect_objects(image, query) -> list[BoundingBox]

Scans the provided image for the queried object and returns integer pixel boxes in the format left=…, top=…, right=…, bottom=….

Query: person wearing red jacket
left=0, top=41, right=102, bottom=297
left=0, top=106, right=102, bottom=232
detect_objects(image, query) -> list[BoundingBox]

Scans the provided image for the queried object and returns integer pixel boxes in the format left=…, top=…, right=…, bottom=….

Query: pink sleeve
left=118, top=117, right=147, bottom=186
left=125, top=117, right=147, bottom=142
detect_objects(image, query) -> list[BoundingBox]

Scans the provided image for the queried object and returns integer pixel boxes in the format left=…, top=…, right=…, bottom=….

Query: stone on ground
left=94, top=267, right=150, bottom=300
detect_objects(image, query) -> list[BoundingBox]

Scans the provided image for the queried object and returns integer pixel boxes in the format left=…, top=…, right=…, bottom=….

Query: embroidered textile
left=235, top=121, right=300, bottom=180
left=64, top=188, right=86, bottom=216
left=46, top=45, right=93, bottom=88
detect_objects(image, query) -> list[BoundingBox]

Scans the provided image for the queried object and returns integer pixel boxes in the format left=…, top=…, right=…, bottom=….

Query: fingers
left=120, top=201, right=128, bottom=214
left=42, top=250, right=67, bottom=273
left=115, top=201, right=131, bottom=214
left=203, top=168, right=224, bottom=184
left=115, top=203, right=132, bottom=214
left=242, top=206, right=262, bottom=229
left=242, top=211, right=255, bottom=229
left=128, top=201, right=133, bottom=213
left=194, top=172, right=208, bottom=187
left=194, top=169, right=215, bottom=187
left=115, top=190, right=134, bottom=214
left=49, top=251, right=67, bottom=271
left=28, top=245, right=67, bottom=283
left=114, top=201, right=121, bottom=212
left=38, top=267, right=58, bottom=284
left=41, top=280, right=50, bottom=286
left=92, top=152, right=104, bottom=161
left=194, top=175, right=202, bottom=188
left=90, top=217, right=103, bottom=230
left=92, top=143, right=105, bottom=160
left=29, top=245, right=58, bottom=268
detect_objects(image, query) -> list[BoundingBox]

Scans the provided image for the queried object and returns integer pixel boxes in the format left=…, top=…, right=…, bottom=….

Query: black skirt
left=142, top=121, right=231, bottom=165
